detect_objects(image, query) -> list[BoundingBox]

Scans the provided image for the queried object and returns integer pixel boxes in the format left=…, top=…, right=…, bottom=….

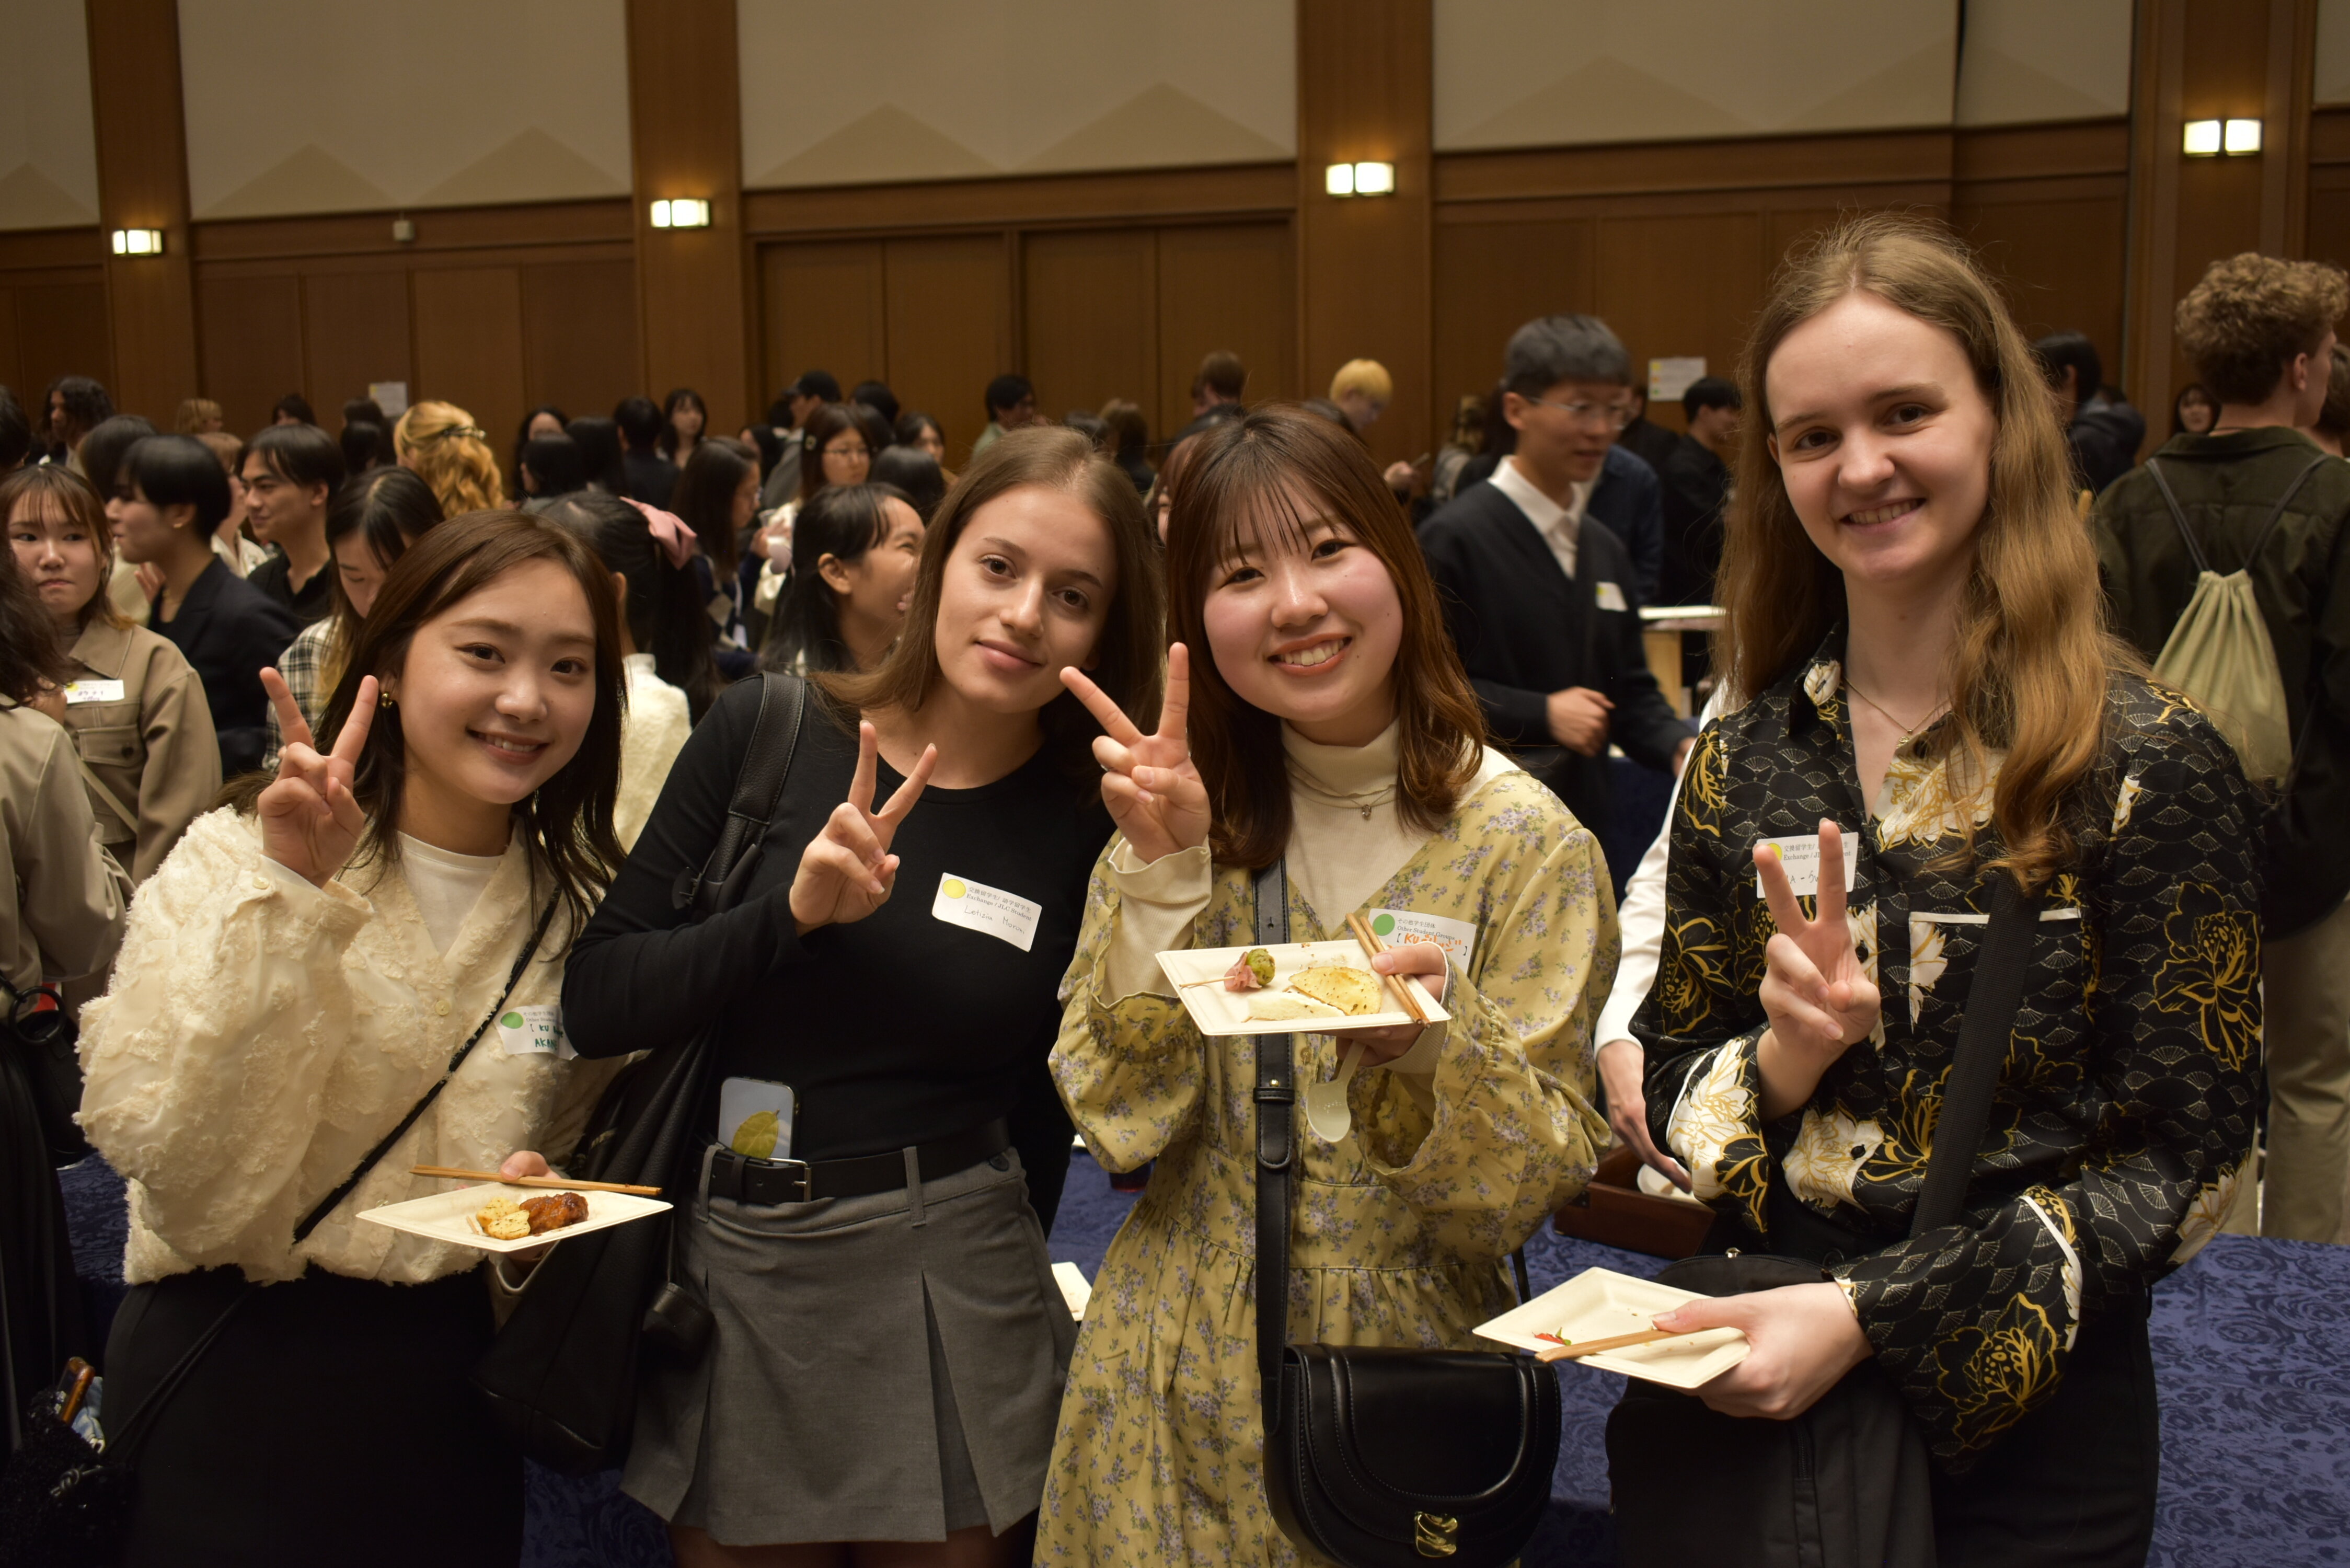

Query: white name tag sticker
left=1594, top=581, right=1629, bottom=614
left=1366, top=909, right=1477, bottom=971
left=1752, top=833, right=1861, bottom=898
left=63, top=678, right=125, bottom=705
left=496, top=1003, right=574, bottom=1059
left=932, top=873, right=1042, bottom=952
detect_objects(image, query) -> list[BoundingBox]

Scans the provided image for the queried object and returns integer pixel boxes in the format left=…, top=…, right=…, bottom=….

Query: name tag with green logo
left=495, top=1003, right=573, bottom=1058
left=1365, top=909, right=1477, bottom=971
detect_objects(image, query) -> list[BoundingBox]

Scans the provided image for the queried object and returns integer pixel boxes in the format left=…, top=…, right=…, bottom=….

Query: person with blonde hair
left=1327, top=356, right=1393, bottom=431
left=174, top=397, right=223, bottom=436
left=394, top=399, right=504, bottom=515
left=1612, top=214, right=2261, bottom=1563
left=2095, top=250, right=2350, bottom=1248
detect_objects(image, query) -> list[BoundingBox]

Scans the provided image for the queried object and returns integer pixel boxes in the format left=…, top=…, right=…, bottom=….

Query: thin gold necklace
left=1843, top=678, right=1947, bottom=741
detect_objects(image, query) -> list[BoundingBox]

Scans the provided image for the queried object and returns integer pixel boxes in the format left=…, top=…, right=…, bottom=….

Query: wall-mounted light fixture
left=109, top=228, right=164, bottom=256
left=1324, top=162, right=1396, bottom=198
left=2183, top=118, right=2262, bottom=156
left=649, top=198, right=711, bottom=229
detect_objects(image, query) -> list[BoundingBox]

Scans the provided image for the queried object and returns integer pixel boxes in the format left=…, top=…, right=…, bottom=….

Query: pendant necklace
left=1844, top=678, right=1948, bottom=742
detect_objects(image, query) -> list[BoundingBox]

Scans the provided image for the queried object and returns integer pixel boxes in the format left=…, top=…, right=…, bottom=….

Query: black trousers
left=105, top=1265, right=520, bottom=1568
left=1930, top=1294, right=2160, bottom=1567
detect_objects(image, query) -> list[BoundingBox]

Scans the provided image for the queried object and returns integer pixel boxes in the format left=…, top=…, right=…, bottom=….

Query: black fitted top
left=564, top=680, right=1112, bottom=1162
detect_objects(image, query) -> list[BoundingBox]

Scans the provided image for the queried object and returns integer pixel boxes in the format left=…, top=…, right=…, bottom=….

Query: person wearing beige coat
left=4, top=463, right=221, bottom=884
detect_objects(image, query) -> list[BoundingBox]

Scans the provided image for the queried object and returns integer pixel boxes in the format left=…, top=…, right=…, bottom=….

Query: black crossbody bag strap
left=1251, top=859, right=1296, bottom=1428
left=292, top=895, right=561, bottom=1244
left=674, top=672, right=810, bottom=920
left=1910, top=874, right=2038, bottom=1238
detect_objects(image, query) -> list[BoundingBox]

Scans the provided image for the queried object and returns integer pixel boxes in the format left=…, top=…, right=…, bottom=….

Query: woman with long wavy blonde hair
left=394, top=400, right=504, bottom=515
left=1616, top=214, right=2263, bottom=1564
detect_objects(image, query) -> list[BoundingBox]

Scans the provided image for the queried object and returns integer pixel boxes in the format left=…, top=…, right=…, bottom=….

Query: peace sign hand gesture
left=259, top=668, right=374, bottom=888
left=789, top=721, right=937, bottom=935
left=1061, top=642, right=1209, bottom=863
left=1753, top=820, right=1881, bottom=1121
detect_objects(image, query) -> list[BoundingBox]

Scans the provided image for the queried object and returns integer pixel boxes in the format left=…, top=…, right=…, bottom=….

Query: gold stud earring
left=378, top=688, right=396, bottom=710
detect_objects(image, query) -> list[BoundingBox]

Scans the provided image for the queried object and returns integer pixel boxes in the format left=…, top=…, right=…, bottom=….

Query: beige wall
left=1956, top=0, right=2133, bottom=125
left=1432, top=0, right=1955, bottom=151
left=737, top=0, right=1294, bottom=189
left=2319, top=0, right=2350, bottom=103
left=177, top=0, right=631, bottom=220
left=0, top=0, right=99, bottom=230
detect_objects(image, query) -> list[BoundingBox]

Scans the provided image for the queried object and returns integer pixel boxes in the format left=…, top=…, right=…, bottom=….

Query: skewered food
left=1225, top=948, right=1276, bottom=991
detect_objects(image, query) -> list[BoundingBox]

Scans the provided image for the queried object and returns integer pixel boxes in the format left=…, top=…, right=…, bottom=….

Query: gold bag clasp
left=1413, top=1511, right=1459, bottom=1558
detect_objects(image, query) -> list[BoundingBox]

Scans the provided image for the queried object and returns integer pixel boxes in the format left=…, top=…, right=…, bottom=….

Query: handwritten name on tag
left=1752, top=833, right=1860, bottom=898
left=1365, top=909, right=1477, bottom=971
left=63, top=679, right=125, bottom=705
left=496, top=1004, right=574, bottom=1058
left=932, top=874, right=1043, bottom=952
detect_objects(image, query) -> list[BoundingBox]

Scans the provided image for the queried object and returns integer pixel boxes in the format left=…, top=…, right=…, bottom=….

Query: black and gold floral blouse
left=1634, top=635, right=2261, bottom=1461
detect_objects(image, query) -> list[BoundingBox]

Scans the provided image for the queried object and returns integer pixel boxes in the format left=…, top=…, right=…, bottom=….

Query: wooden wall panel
left=1953, top=190, right=2129, bottom=371
left=301, top=271, right=412, bottom=420
left=758, top=241, right=888, bottom=411
left=413, top=267, right=527, bottom=458
left=2, top=283, right=110, bottom=419
left=882, top=236, right=1009, bottom=463
left=196, top=273, right=304, bottom=435
left=1156, top=222, right=1295, bottom=440
left=1595, top=213, right=1766, bottom=424
left=1432, top=218, right=1595, bottom=428
left=86, top=0, right=200, bottom=423
left=521, top=260, right=641, bottom=425
left=1023, top=229, right=1157, bottom=426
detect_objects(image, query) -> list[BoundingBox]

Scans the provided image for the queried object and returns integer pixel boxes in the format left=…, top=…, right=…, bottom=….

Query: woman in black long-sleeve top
left=562, top=428, right=1163, bottom=1567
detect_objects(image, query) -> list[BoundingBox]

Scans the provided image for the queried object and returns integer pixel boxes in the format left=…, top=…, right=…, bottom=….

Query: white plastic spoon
left=1302, top=1040, right=1368, bottom=1143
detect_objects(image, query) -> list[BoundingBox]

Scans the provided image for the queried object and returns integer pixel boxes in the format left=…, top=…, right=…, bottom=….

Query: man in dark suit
left=1419, top=314, right=1694, bottom=836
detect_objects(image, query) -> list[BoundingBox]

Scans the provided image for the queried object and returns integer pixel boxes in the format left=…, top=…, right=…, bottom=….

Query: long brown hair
left=0, top=464, right=128, bottom=631
left=820, top=425, right=1164, bottom=785
left=1166, top=405, right=1485, bottom=870
left=313, top=510, right=626, bottom=936
left=1720, top=213, right=2127, bottom=889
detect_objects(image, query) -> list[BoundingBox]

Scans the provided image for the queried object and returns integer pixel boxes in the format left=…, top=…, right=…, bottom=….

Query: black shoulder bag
left=1605, top=873, right=2041, bottom=1568
left=1252, top=860, right=1561, bottom=1568
left=474, top=672, right=809, bottom=1475
left=0, top=887, right=557, bottom=1566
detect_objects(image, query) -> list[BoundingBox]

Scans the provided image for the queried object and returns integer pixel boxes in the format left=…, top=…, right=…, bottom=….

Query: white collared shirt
left=1491, top=456, right=1592, bottom=582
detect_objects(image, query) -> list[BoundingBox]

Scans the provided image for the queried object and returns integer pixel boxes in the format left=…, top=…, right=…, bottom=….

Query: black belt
left=705, top=1119, right=1009, bottom=1206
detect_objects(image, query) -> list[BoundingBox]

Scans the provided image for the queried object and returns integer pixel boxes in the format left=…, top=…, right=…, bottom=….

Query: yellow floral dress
left=1639, top=638, right=2263, bottom=1462
left=1038, top=769, right=1612, bottom=1564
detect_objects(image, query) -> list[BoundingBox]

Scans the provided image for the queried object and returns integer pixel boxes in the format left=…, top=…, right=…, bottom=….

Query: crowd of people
left=0, top=209, right=2341, bottom=1567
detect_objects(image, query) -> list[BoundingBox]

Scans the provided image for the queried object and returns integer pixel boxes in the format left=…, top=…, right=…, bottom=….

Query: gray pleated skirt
left=621, top=1145, right=1076, bottom=1546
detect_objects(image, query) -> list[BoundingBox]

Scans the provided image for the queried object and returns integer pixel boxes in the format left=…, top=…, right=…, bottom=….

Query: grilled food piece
left=1286, top=965, right=1384, bottom=1017
left=476, top=1197, right=531, bottom=1240
left=520, top=1192, right=590, bottom=1235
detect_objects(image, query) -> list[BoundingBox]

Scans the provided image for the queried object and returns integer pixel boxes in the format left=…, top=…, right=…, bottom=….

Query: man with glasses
left=1419, top=314, right=1694, bottom=847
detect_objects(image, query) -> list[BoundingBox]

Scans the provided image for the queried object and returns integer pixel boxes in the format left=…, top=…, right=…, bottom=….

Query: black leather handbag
left=1251, top=861, right=1561, bottom=1568
left=1606, top=875, right=2040, bottom=1568
left=473, top=672, right=808, bottom=1474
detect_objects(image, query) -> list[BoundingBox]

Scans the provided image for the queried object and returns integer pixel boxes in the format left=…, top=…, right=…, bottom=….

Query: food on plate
left=1225, top=947, right=1276, bottom=991
left=1286, top=965, right=1383, bottom=1017
left=476, top=1196, right=532, bottom=1240
left=520, top=1192, right=590, bottom=1234
left=1245, top=989, right=1346, bottom=1022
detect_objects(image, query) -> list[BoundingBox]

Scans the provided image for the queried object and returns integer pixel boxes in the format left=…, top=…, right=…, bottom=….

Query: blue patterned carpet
left=57, top=1152, right=2349, bottom=1565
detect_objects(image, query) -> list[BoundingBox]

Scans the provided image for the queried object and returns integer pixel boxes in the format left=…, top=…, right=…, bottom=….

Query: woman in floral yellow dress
left=1039, top=407, right=1611, bottom=1563
left=1627, top=216, right=2261, bottom=1565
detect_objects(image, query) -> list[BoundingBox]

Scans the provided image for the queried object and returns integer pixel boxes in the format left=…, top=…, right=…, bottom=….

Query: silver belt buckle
left=752, top=1155, right=812, bottom=1203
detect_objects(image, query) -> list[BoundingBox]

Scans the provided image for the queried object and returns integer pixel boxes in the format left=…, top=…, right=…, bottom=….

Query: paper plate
left=358, top=1181, right=671, bottom=1255
left=1156, top=941, right=1448, bottom=1037
left=1476, top=1266, right=1750, bottom=1390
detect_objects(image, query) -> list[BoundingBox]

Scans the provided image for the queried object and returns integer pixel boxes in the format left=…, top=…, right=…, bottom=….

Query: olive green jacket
left=2092, top=426, right=2350, bottom=936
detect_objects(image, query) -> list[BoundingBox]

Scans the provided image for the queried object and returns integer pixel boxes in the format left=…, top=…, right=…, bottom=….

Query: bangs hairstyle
left=308, top=510, right=627, bottom=936
left=1166, top=405, right=1484, bottom=870
left=1721, top=212, right=2129, bottom=891
left=0, top=464, right=124, bottom=630
left=819, top=425, right=1164, bottom=786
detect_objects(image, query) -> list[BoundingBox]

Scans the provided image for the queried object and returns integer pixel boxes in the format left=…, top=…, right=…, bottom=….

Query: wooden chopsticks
left=410, top=1165, right=662, bottom=1197
left=1344, top=914, right=1430, bottom=1025
left=1536, top=1326, right=1708, bottom=1363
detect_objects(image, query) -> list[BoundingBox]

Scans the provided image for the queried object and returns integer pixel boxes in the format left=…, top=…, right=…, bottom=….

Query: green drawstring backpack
left=2142, top=455, right=2326, bottom=789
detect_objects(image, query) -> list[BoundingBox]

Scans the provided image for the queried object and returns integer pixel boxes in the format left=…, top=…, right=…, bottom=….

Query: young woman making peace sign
left=563, top=428, right=1162, bottom=1567
left=79, top=511, right=635, bottom=1567
left=1037, top=406, right=1614, bottom=1564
